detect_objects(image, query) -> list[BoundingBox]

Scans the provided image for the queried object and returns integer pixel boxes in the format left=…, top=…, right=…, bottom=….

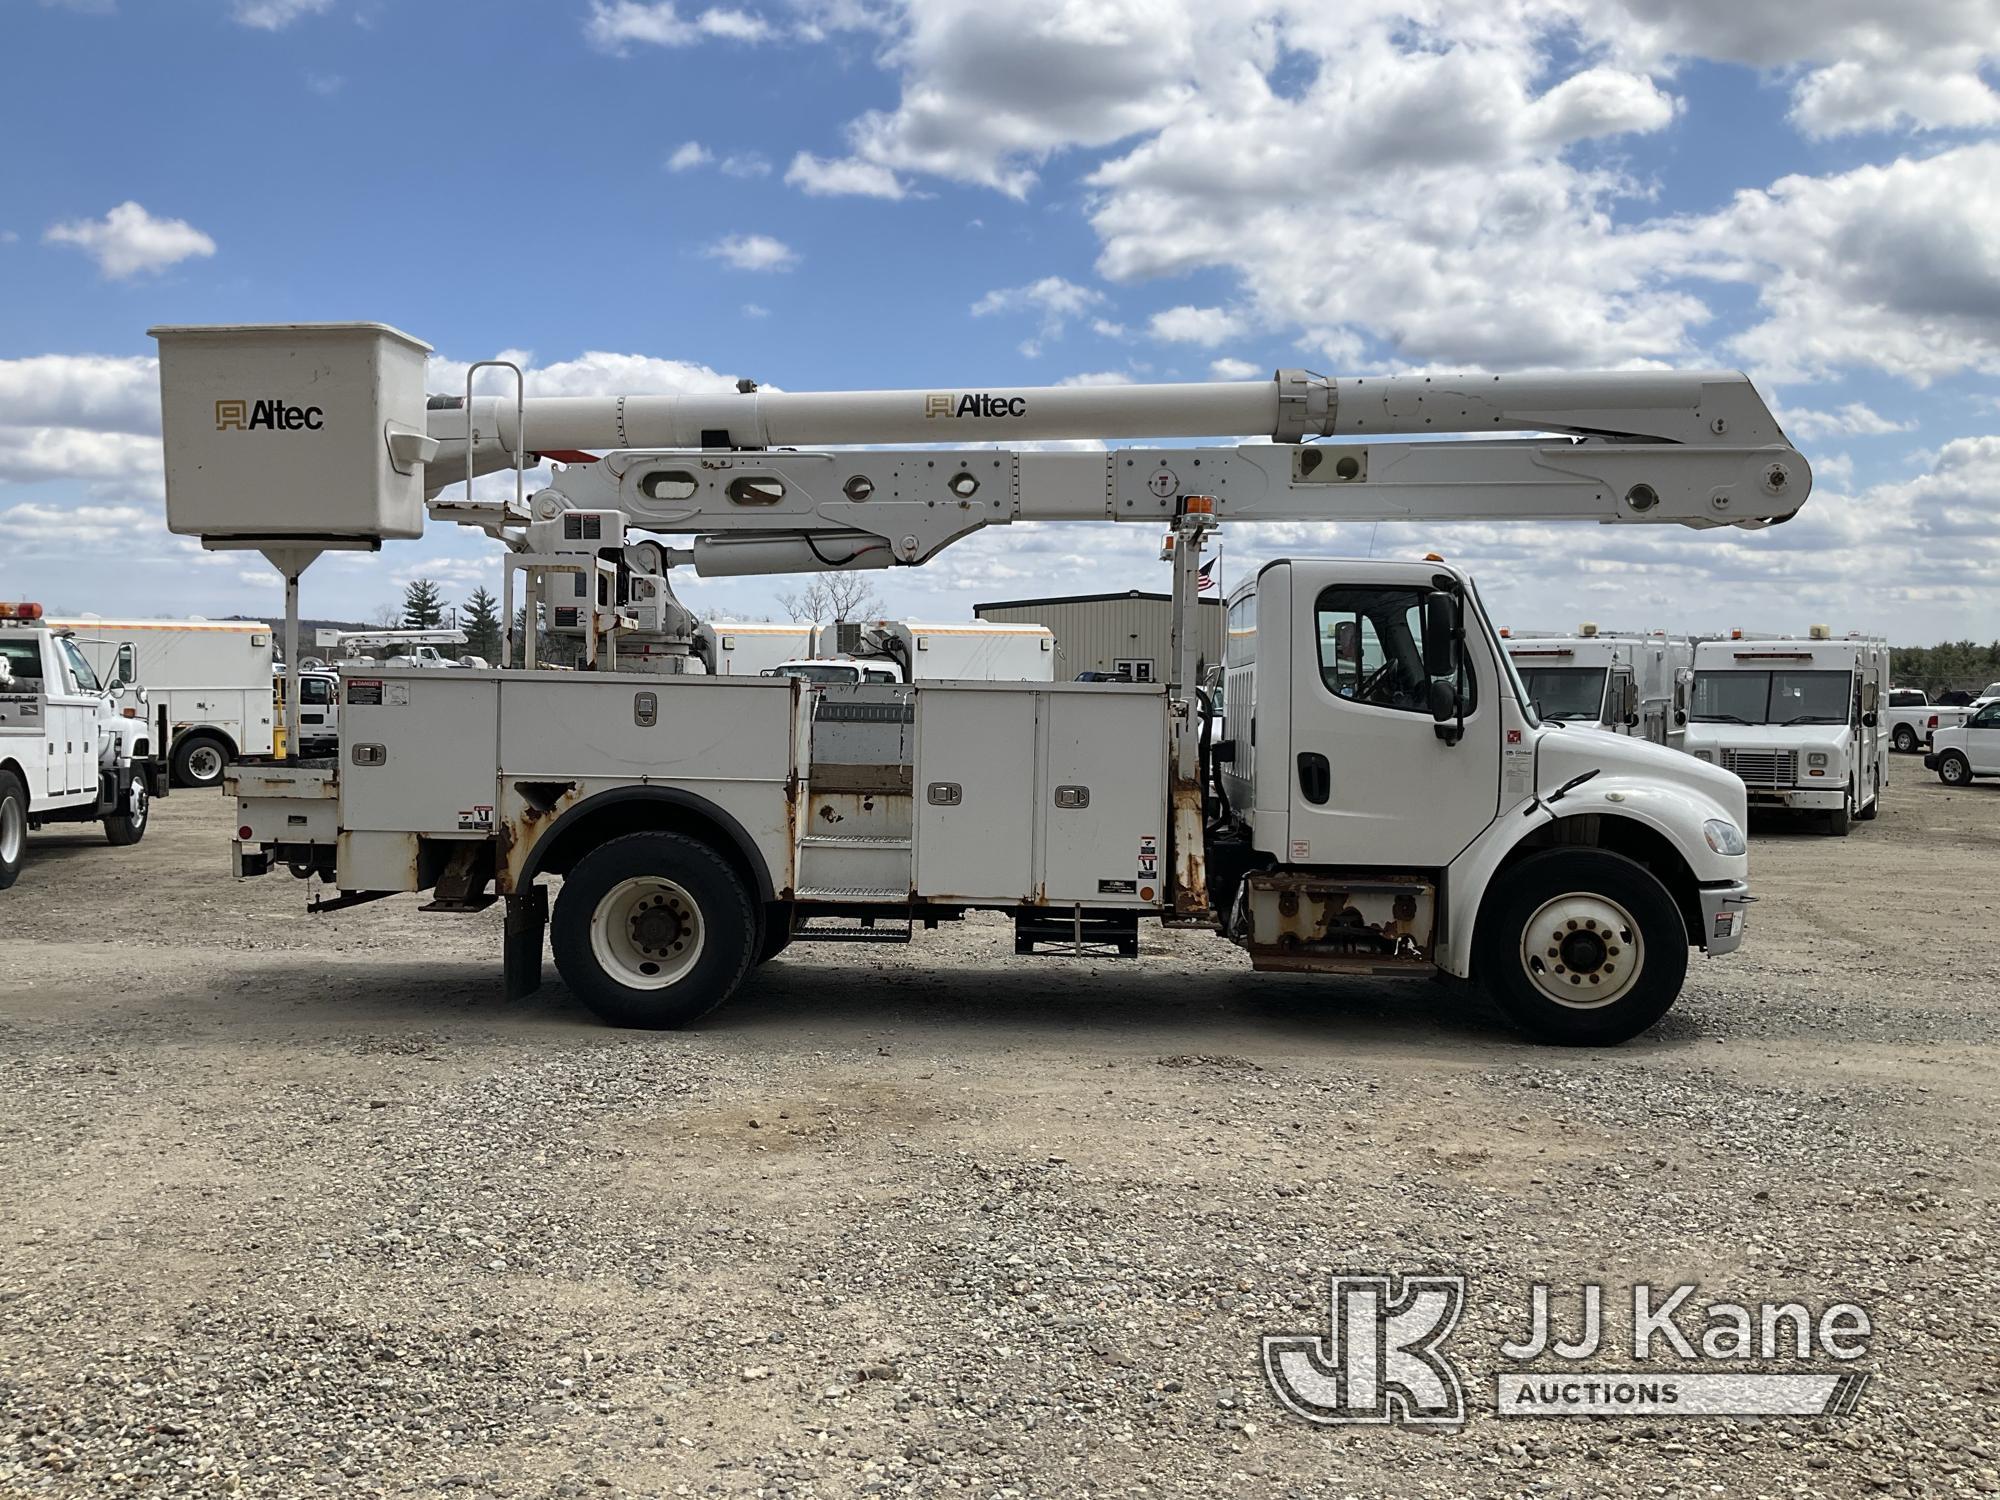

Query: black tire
left=0, top=769, right=25, bottom=891
left=102, top=770, right=149, bottom=846
left=550, top=831, right=756, bottom=1028
left=1938, top=752, right=1972, bottom=788
left=1856, top=775, right=1880, bottom=822
left=1892, top=724, right=1917, bottom=754
left=757, top=903, right=795, bottom=964
left=170, top=733, right=228, bottom=789
left=1474, top=848, right=1688, bottom=1047
left=1826, top=798, right=1852, bottom=837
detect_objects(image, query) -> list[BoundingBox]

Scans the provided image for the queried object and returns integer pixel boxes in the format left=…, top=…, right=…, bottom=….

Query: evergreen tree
left=461, top=586, right=502, bottom=663
left=402, top=578, right=446, bottom=629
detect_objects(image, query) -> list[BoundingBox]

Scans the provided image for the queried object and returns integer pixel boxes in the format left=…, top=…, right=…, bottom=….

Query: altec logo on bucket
left=215, top=398, right=324, bottom=432
left=924, top=392, right=1028, bottom=419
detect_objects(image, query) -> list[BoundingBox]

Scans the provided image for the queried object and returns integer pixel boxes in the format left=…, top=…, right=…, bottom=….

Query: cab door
left=51, top=637, right=101, bottom=797
left=1965, top=700, right=2000, bottom=774
left=1285, top=566, right=1502, bottom=867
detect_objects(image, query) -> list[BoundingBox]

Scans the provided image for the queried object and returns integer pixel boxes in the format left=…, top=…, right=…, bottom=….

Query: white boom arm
left=485, top=368, right=1807, bottom=577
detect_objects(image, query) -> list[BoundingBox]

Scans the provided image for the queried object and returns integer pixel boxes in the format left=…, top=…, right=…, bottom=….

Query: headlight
left=1703, top=818, right=1747, bottom=856
left=1807, top=752, right=1828, bottom=768
left=1692, top=750, right=1713, bottom=762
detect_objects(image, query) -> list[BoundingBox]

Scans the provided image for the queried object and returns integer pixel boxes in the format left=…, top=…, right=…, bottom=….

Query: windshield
left=772, top=663, right=859, bottom=684
left=1468, top=578, right=1538, bottom=729
left=1515, top=665, right=1606, bottom=721
left=1691, top=668, right=1851, bottom=725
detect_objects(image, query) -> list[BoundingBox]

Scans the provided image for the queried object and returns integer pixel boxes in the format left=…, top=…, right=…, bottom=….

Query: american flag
left=1197, top=557, right=1218, bottom=593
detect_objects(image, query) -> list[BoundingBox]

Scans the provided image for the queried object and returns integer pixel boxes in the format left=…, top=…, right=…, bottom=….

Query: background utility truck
left=1504, top=626, right=1693, bottom=748
left=1684, top=628, right=1889, bottom=835
left=811, top=620, right=1056, bottom=682
left=54, top=617, right=275, bottom=789
left=153, top=322, right=1812, bottom=1045
left=0, top=603, right=166, bottom=888
left=692, top=622, right=813, bottom=677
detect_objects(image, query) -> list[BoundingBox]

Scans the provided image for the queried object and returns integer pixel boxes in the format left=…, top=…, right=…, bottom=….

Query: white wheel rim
left=0, top=796, right=22, bottom=864
left=589, top=876, right=705, bottom=990
left=1520, top=891, right=1644, bottom=1009
left=127, top=777, right=147, bottom=830
left=187, top=745, right=223, bottom=782
left=1945, top=758, right=1967, bottom=784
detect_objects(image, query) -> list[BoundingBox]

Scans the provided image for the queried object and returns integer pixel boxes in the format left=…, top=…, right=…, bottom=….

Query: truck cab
left=764, top=657, right=902, bottom=686
left=0, top=603, right=167, bottom=886
left=1683, top=630, right=1888, bottom=835
left=1504, top=628, right=1693, bottom=748
left=1214, top=560, right=1751, bottom=1041
left=273, top=665, right=342, bottom=756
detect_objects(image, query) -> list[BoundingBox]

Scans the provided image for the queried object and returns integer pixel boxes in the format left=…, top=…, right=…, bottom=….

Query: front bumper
left=1701, top=879, right=1753, bottom=956
left=1744, top=785, right=1845, bottom=811
left=1923, top=752, right=1941, bottom=771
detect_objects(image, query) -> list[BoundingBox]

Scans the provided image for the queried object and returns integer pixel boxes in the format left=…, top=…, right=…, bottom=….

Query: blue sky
left=4, top=0, right=1998, bottom=640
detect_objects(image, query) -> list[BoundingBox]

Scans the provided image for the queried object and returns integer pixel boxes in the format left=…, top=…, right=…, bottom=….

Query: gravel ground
left=1, top=769, right=1996, bottom=1498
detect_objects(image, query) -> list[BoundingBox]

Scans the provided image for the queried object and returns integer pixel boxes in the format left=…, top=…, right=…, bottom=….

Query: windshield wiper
left=1780, top=714, right=1845, bottom=725
left=1690, top=713, right=1753, bottom=724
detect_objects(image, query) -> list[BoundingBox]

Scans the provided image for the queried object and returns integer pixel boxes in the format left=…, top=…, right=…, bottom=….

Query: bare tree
left=777, top=573, right=884, bottom=626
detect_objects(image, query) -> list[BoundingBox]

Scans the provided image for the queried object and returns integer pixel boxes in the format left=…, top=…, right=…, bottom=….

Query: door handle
left=1297, top=751, right=1330, bottom=805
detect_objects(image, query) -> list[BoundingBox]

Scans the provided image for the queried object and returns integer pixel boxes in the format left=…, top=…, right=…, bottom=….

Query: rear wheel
left=171, top=733, right=228, bottom=789
left=551, top=831, right=756, bottom=1028
left=103, top=770, right=148, bottom=846
left=1892, top=724, right=1918, bottom=753
left=1475, top=849, right=1687, bottom=1046
left=0, top=770, right=25, bottom=890
left=1938, top=751, right=1972, bottom=787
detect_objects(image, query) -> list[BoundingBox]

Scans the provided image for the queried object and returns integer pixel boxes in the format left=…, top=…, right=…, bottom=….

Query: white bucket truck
left=1684, top=628, right=1889, bottom=835
left=0, top=603, right=167, bottom=887
left=692, top=622, right=813, bottom=677
left=152, top=322, right=1813, bottom=1044
left=54, top=617, right=275, bottom=788
left=1504, top=625, right=1693, bottom=747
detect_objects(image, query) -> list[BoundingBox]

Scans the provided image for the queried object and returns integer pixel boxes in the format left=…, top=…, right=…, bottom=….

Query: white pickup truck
left=1884, top=688, right=1971, bottom=754
left=0, top=604, right=169, bottom=888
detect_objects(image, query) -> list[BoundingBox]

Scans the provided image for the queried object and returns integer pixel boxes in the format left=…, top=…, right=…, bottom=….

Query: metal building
left=973, top=590, right=1225, bottom=682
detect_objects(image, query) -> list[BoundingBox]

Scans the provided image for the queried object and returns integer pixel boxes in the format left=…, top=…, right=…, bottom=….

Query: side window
left=300, top=677, right=334, bottom=706
left=1975, top=704, right=2000, bottom=728
left=60, top=638, right=101, bottom=693
left=1313, top=585, right=1475, bottom=716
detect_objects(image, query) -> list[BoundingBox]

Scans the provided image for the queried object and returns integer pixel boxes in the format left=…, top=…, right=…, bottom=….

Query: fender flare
left=515, top=784, right=777, bottom=901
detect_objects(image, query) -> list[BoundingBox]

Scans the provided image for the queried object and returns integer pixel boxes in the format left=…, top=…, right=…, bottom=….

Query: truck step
left=790, top=920, right=912, bottom=945
left=1014, top=910, right=1140, bottom=958
left=796, top=834, right=912, bottom=850
left=793, top=886, right=910, bottom=902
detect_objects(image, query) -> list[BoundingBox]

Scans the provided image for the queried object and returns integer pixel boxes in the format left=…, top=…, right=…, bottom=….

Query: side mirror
left=1625, top=713, right=1640, bottom=728
left=1861, top=710, right=1878, bottom=727
left=1212, top=739, right=1237, bottom=764
left=1422, top=592, right=1461, bottom=678
left=1674, top=709, right=1688, bottom=726
left=1429, top=678, right=1462, bottom=744
left=1333, top=619, right=1361, bottom=664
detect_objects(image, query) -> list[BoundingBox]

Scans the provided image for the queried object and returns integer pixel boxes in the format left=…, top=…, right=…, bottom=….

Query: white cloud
left=972, top=276, right=1105, bottom=355
left=1208, top=357, right=1260, bottom=380
left=1055, top=371, right=1136, bottom=387
left=1779, top=403, right=1918, bottom=441
left=719, top=151, right=771, bottom=178
left=703, top=233, right=799, bottom=271
left=232, top=0, right=331, bottom=29
left=44, top=201, right=216, bottom=280
left=1148, top=305, right=1243, bottom=347
left=742, top=302, right=771, bottom=318
left=666, top=140, right=713, bottom=172
left=0, top=354, right=160, bottom=434
left=585, top=1, right=772, bottom=51
left=785, top=152, right=908, bottom=200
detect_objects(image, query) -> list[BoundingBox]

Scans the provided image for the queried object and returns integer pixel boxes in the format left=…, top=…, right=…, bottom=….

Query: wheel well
left=519, top=790, right=775, bottom=903
left=0, top=757, right=27, bottom=810
left=175, top=726, right=237, bottom=759
left=1496, top=813, right=1700, bottom=946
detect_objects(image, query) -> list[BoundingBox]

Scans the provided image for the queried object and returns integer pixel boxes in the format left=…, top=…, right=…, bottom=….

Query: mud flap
left=503, top=886, right=549, bottom=1001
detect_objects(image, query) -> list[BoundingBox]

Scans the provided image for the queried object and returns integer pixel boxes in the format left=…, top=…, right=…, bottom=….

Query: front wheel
left=0, top=769, right=26, bottom=890
left=1938, top=752, right=1973, bottom=787
left=551, top=831, right=756, bottom=1028
left=1475, top=849, right=1688, bottom=1046
left=103, top=771, right=148, bottom=846
left=1892, top=724, right=1918, bottom=754
left=1826, top=797, right=1852, bottom=837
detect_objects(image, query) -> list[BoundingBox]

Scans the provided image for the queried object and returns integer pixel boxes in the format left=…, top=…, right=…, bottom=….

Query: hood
left=1683, top=721, right=1850, bottom=752
left=1537, top=722, right=1747, bottom=823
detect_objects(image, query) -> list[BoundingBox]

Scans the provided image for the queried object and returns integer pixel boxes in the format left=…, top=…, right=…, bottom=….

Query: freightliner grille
left=1723, top=749, right=1798, bottom=786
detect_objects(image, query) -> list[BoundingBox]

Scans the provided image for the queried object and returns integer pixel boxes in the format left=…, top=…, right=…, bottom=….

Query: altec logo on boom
left=215, top=398, right=325, bottom=432
left=925, top=393, right=1028, bottom=419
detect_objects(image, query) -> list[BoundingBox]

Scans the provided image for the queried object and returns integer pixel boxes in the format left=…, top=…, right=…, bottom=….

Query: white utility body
left=1684, top=629, right=1889, bottom=835
left=151, top=322, right=1815, bottom=1044
left=811, top=620, right=1057, bottom=682
left=1505, top=627, right=1693, bottom=748
left=0, top=604, right=167, bottom=886
left=692, top=622, right=813, bottom=677
left=54, top=617, right=275, bottom=788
